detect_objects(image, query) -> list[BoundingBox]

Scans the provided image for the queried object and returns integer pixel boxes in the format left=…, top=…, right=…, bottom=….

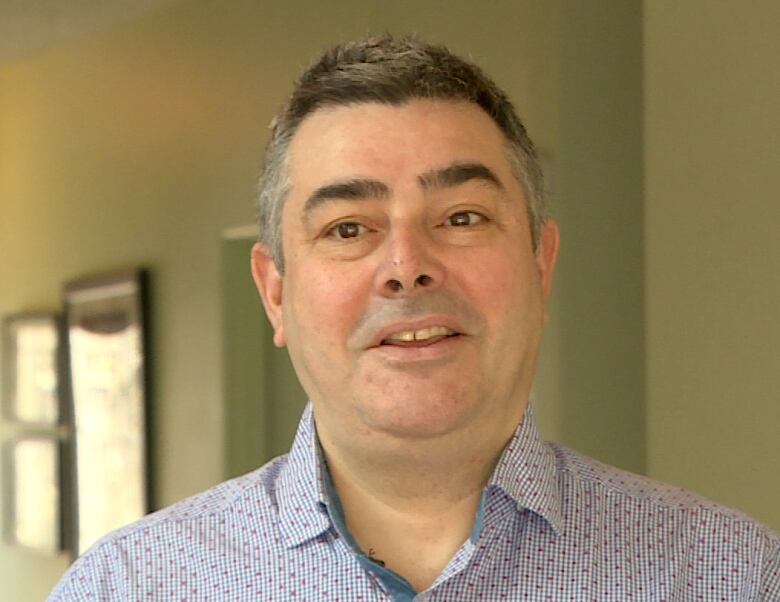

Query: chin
left=357, top=392, right=479, bottom=440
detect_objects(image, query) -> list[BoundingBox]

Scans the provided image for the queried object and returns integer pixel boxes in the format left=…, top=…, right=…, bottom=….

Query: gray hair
left=257, top=34, right=547, bottom=273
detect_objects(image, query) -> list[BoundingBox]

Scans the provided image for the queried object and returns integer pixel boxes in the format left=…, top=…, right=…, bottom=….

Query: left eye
left=446, top=211, right=485, bottom=227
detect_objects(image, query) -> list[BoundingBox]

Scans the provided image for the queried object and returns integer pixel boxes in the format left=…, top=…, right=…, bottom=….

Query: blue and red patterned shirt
left=49, top=404, right=780, bottom=601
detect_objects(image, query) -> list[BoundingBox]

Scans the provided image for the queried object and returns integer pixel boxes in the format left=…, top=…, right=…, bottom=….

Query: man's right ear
left=250, top=243, right=286, bottom=348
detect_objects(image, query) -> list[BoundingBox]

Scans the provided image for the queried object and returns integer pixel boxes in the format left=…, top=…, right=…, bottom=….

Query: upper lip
left=368, top=316, right=466, bottom=348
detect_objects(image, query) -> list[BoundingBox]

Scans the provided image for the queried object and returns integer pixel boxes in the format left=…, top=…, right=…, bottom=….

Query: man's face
left=253, top=100, right=558, bottom=446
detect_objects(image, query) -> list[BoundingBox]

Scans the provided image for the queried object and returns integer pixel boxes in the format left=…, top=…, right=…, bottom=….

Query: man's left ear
left=250, top=243, right=286, bottom=348
left=535, top=219, right=560, bottom=316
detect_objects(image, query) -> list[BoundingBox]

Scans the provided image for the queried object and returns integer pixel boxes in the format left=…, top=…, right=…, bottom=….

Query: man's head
left=251, top=35, right=558, bottom=455
left=257, top=35, right=547, bottom=274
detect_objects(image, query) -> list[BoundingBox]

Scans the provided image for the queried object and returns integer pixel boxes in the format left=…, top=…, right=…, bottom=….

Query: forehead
left=286, top=100, right=515, bottom=192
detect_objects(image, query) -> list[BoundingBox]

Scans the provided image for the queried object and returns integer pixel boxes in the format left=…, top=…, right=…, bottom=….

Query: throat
left=345, top=494, right=484, bottom=593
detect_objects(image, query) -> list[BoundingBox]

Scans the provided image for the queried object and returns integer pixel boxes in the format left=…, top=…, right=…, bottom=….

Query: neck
left=317, top=421, right=516, bottom=592
left=323, top=430, right=502, bottom=511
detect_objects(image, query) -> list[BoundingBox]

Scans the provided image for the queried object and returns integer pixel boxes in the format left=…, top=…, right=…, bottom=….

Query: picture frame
left=2, top=435, right=64, bottom=553
left=63, top=269, right=151, bottom=556
left=1, top=314, right=64, bottom=427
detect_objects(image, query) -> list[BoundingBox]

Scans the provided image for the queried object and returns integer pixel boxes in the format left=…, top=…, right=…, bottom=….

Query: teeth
left=387, top=325, right=454, bottom=342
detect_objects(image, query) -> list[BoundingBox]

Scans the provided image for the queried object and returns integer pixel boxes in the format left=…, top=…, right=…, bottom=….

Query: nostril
left=387, top=279, right=403, bottom=292
left=415, top=274, right=432, bottom=287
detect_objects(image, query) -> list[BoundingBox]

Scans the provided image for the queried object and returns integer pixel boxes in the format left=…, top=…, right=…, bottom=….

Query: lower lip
left=369, top=335, right=464, bottom=363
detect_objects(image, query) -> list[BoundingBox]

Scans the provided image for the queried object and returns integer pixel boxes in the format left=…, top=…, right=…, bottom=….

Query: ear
left=250, top=243, right=286, bottom=347
left=535, top=219, right=560, bottom=323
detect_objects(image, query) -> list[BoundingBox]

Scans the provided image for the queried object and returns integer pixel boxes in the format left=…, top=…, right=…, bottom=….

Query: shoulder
left=112, top=452, right=289, bottom=536
left=550, top=442, right=766, bottom=522
left=547, top=443, right=780, bottom=600
left=47, top=454, right=290, bottom=601
left=549, top=442, right=780, bottom=589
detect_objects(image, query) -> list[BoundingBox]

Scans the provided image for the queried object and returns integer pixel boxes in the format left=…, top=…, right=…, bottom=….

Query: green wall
left=554, top=0, right=646, bottom=473
left=644, top=0, right=780, bottom=530
left=222, top=234, right=308, bottom=477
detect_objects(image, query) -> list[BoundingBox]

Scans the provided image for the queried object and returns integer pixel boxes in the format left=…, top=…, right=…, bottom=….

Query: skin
left=252, top=99, right=559, bottom=591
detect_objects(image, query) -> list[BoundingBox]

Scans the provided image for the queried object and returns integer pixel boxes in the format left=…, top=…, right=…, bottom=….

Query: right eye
left=326, top=222, right=368, bottom=240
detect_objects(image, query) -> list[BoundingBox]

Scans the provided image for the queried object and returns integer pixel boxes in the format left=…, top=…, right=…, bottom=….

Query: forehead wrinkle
left=417, top=162, right=506, bottom=194
left=303, top=178, right=391, bottom=216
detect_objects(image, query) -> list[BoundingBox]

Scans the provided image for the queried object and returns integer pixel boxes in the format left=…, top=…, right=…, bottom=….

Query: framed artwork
left=2, top=436, right=63, bottom=553
left=1, top=314, right=64, bottom=426
left=64, top=269, right=151, bottom=556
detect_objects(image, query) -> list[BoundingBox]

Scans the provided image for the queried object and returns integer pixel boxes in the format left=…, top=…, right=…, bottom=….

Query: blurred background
left=0, top=1, right=778, bottom=598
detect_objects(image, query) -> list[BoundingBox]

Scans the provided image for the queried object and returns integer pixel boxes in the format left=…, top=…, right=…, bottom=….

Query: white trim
left=65, top=281, right=137, bottom=303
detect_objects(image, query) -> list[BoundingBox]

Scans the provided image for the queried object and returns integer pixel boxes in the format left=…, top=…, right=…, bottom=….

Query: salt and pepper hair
left=257, top=34, right=547, bottom=273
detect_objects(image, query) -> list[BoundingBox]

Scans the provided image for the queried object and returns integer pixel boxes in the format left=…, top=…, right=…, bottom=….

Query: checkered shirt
left=48, top=404, right=780, bottom=601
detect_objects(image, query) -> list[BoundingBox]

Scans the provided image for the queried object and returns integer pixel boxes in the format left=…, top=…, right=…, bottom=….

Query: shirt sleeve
left=760, top=531, right=780, bottom=601
left=47, top=541, right=130, bottom=601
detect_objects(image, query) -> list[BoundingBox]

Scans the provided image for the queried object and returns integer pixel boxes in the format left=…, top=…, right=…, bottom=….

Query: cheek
left=286, top=262, right=369, bottom=351
left=461, top=250, right=520, bottom=314
left=460, top=248, right=543, bottom=347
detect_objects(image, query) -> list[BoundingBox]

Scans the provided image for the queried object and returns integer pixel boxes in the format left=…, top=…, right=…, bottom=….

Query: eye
left=446, top=211, right=486, bottom=227
left=326, top=221, right=368, bottom=240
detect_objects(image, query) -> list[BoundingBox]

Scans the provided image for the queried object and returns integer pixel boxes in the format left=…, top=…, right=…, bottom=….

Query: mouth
left=363, top=317, right=469, bottom=362
left=380, top=325, right=460, bottom=347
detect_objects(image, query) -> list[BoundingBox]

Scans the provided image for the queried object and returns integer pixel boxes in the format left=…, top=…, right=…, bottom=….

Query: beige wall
left=644, top=0, right=780, bottom=530
left=1, top=0, right=776, bottom=598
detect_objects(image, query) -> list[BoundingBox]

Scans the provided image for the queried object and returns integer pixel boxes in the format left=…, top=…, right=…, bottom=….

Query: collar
left=488, top=404, right=564, bottom=536
left=275, top=403, right=333, bottom=548
left=276, top=402, right=565, bottom=548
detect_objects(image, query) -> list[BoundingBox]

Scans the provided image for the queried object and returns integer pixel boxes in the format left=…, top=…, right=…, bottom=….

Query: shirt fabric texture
left=49, top=404, right=780, bottom=601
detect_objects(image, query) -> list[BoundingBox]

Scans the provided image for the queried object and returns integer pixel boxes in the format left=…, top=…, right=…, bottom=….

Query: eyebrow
left=418, top=162, right=504, bottom=192
left=302, top=161, right=504, bottom=216
left=303, top=178, right=390, bottom=214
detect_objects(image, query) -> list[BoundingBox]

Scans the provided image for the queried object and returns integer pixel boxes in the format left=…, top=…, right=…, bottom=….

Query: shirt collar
left=276, top=402, right=564, bottom=547
left=276, top=403, right=333, bottom=548
left=488, top=405, right=564, bottom=535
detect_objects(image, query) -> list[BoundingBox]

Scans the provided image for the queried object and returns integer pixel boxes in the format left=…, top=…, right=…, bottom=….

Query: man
left=50, top=35, right=779, bottom=601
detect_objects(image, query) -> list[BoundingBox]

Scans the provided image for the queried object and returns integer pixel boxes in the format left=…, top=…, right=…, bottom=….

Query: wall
left=554, top=0, right=646, bottom=473
left=222, top=234, right=308, bottom=477
left=644, top=1, right=780, bottom=529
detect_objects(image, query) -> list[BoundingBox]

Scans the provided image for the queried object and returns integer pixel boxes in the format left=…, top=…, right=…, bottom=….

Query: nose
left=376, top=224, right=444, bottom=296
